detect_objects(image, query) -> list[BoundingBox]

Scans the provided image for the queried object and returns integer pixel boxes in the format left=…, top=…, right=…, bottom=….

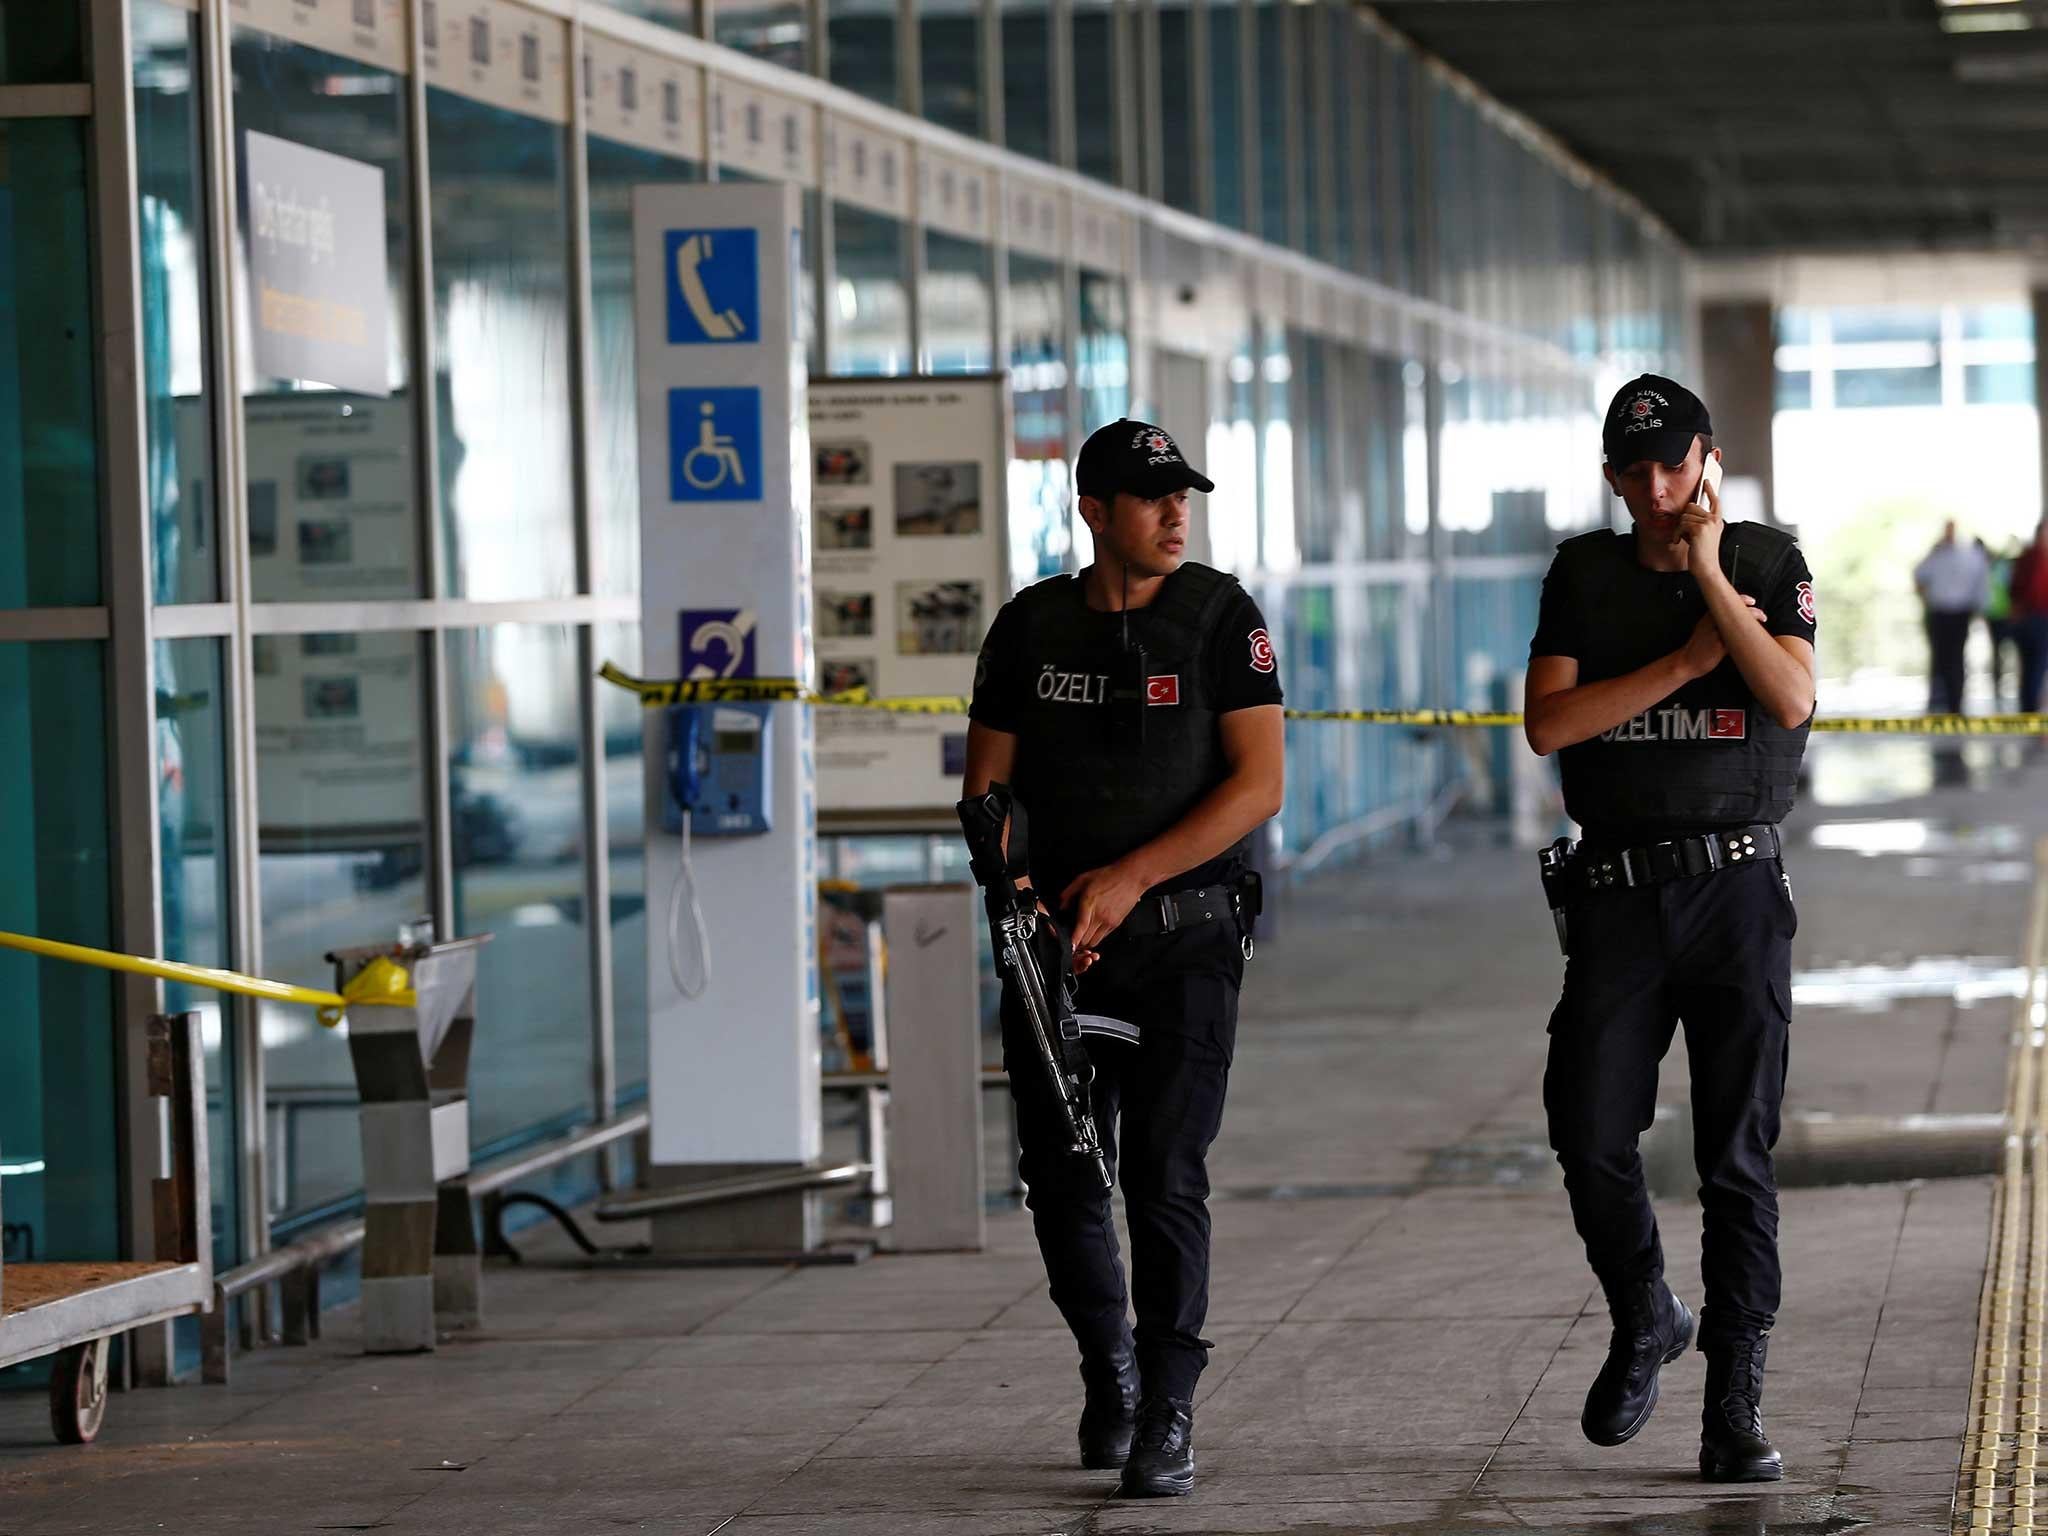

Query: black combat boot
left=1699, top=1332, right=1783, bottom=1483
left=1077, top=1342, right=1141, bottom=1469
left=1117, top=1396, right=1195, bottom=1497
left=1581, top=1278, right=1695, bottom=1446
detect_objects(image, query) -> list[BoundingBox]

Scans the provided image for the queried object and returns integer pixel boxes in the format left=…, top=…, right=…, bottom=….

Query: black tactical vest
left=1008, top=561, right=1242, bottom=889
left=1548, top=522, right=1811, bottom=835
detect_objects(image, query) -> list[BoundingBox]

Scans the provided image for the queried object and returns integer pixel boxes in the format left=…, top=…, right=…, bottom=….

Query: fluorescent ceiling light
left=1944, top=12, right=2034, bottom=29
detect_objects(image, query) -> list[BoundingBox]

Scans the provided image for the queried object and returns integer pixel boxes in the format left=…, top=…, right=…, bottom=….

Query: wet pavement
left=1, top=738, right=2042, bottom=1535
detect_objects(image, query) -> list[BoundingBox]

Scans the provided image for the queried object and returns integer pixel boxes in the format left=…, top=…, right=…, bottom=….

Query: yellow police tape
left=0, top=931, right=414, bottom=1028
left=597, top=663, right=2048, bottom=735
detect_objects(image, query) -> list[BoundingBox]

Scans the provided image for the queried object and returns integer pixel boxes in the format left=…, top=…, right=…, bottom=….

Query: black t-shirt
left=970, top=572, right=1283, bottom=899
left=1529, top=527, right=1817, bottom=844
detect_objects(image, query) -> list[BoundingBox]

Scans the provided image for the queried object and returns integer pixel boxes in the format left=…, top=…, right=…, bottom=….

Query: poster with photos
left=806, top=375, right=1009, bottom=818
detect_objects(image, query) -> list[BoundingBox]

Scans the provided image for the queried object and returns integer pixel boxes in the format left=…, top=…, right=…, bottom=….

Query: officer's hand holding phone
left=1677, top=455, right=1726, bottom=568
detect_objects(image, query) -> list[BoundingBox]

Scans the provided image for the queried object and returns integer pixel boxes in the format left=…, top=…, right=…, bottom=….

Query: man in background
left=1913, top=522, right=1989, bottom=715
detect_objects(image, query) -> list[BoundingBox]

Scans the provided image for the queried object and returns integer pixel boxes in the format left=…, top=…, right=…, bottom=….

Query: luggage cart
left=0, top=1012, right=211, bottom=1444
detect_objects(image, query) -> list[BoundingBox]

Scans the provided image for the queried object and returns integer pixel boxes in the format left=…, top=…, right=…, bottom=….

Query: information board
left=807, top=374, right=1010, bottom=818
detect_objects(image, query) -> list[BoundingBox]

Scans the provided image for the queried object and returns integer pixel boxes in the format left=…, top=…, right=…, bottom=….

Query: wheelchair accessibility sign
left=668, top=387, right=762, bottom=502
left=664, top=229, right=758, bottom=345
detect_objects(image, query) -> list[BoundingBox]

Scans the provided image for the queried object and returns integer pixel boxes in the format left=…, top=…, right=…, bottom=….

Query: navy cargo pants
left=1002, top=914, right=1243, bottom=1401
left=1543, top=853, right=1795, bottom=1343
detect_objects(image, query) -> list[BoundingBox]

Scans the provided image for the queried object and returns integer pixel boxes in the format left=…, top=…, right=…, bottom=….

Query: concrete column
left=1698, top=300, right=1778, bottom=527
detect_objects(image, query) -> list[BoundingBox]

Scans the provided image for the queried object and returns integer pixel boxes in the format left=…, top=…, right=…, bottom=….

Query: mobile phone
left=1697, top=454, right=1724, bottom=507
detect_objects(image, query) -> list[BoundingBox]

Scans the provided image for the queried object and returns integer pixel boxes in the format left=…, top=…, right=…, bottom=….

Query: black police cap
left=1603, top=375, right=1713, bottom=470
left=1075, top=418, right=1216, bottom=500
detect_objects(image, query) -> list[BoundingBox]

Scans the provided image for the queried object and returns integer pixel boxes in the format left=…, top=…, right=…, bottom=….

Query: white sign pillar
left=634, top=182, right=820, bottom=1169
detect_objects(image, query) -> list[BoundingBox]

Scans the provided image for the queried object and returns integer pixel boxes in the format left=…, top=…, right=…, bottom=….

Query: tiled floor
left=3, top=743, right=2039, bottom=1534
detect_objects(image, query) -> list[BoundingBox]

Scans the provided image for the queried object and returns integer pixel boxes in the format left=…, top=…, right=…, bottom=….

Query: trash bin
left=328, top=933, right=491, bottom=1354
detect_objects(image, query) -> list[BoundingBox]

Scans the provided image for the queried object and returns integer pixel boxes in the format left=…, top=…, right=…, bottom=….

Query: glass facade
left=156, top=637, right=239, bottom=1267
left=230, top=29, right=420, bottom=605
left=831, top=204, right=912, bottom=376
left=1001, top=0, right=1054, bottom=164
left=256, top=629, right=429, bottom=1228
left=4, top=0, right=1689, bottom=1272
left=428, top=91, right=578, bottom=601
left=922, top=230, right=994, bottom=374
left=134, top=0, right=218, bottom=605
left=0, top=119, right=99, bottom=608
left=0, top=643, right=118, bottom=1262
left=446, top=625, right=592, bottom=1153
left=920, top=0, right=983, bottom=138
left=829, top=0, right=898, bottom=108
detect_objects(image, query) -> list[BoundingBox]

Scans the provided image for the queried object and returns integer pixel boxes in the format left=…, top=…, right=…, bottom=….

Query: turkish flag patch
left=1248, top=628, right=1276, bottom=674
left=1796, top=581, right=1816, bottom=625
left=1146, top=674, right=1180, bottom=706
left=1710, top=709, right=1747, bottom=740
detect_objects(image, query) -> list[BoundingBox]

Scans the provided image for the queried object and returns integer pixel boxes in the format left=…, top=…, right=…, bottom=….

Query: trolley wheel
left=49, top=1338, right=109, bottom=1445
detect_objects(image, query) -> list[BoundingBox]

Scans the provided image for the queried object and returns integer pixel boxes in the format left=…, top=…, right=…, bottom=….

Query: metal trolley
left=1, top=1012, right=211, bottom=1444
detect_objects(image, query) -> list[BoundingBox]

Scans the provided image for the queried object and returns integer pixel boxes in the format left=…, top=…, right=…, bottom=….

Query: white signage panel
left=807, top=375, right=1008, bottom=817
left=243, top=131, right=391, bottom=397
left=634, top=182, right=821, bottom=1167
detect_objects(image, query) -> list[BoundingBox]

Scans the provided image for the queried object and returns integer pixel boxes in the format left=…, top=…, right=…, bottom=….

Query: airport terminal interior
left=3, top=0, right=2048, bottom=1530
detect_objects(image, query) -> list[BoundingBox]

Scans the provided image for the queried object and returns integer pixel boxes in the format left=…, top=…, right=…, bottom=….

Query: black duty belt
left=1117, top=882, right=1239, bottom=939
left=1575, top=823, right=1782, bottom=893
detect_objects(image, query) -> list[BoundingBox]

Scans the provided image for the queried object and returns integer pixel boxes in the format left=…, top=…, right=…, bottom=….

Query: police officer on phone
left=962, top=420, right=1285, bottom=1498
left=1526, top=376, right=1818, bottom=1484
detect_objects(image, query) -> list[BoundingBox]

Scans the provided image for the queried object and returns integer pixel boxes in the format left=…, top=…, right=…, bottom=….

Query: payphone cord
left=667, top=808, right=712, bottom=999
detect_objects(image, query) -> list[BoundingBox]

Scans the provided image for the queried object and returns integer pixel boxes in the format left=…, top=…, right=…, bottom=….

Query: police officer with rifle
left=1527, top=376, right=1818, bottom=1484
left=961, top=419, right=1285, bottom=1498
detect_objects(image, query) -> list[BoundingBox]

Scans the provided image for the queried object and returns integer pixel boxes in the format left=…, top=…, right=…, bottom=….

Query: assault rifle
left=957, top=783, right=1113, bottom=1192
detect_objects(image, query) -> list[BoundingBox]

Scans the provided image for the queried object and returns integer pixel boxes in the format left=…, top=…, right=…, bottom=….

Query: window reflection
left=1072, top=0, right=1117, bottom=183
left=1159, top=0, right=1196, bottom=214
left=1008, top=252, right=1068, bottom=582
left=1206, top=334, right=1258, bottom=573
left=1296, top=5, right=1321, bottom=257
left=428, top=89, right=577, bottom=600
left=231, top=31, right=419, bottom=603
left=599, top=622, right=648, bottom=1098
left=830, top=0, right=898, bottom=108
left=920, top=0, right=983, bottom=138
left=718, top=0, right=810, bottom=72
left=1260, top=327, right=1295, bottom=572
left=1255, top=2, right=1287, bottom=243
left=1002, top=0, right=1054, bottom=163
left=1209, top=0, right=1245, bottom=231
left=589, top=136, right=699, bottom=596
left=1294, top=332, right=1333, bottom=564
left=447, top=625, right=593, bottom=1152
left=156, top=638, right=238, bottom=1266
left=1076, top=268, right=1129, bottom=431
left=831, top=205, right=911, bottom=376
left=923, top=231, right=994, bottom=374
left=0, top=120, right=100, bottom=609
left=0, top=643, right=118, bottom=1261
left=254, top=630, right=428, bottom=1230
left=135, top=1, right=218, bottom=605
left=1329, top=5, right=1360, bottom=274
left=1388, top=44, right=1420, bottom=292
left=1, top=4, right=82, bottom=83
